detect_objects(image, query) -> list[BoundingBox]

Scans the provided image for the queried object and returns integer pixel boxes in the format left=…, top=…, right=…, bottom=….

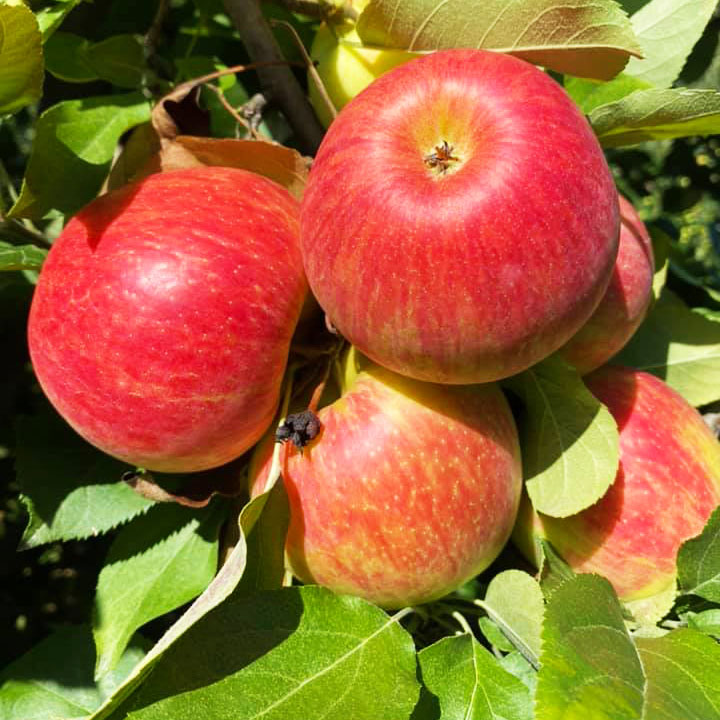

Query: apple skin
left=513, top=366, right=720, bottom=601
left=28, top=167, right=307, bottom=473
left=250, top=351, right=522, bottom=609
left=558, top=195, right=655, bottom=375
left=301, top=49, right=620, bottom=385
left=308, top=21, right=417, bottom=128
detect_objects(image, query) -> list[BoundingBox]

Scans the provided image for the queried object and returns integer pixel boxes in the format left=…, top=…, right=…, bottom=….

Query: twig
left=202, top=83, right=260, bottom=138
left=222, top=0, right=324, bottom=154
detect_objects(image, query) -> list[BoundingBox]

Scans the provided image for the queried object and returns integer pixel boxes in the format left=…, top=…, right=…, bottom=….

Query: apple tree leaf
left=417, top=634, right=533, bottom=720
left=356, top=0, right=642, bottom=81
left=15, top=408, right=154, bottom=548
left=615, top=289, right=720, bottom=406
left=0, top=4, right=43, bottom=115
left=503, top=355, right=619, bottom=518
left=565, top=73, right=652, bottom=114
left=88, top=476, right=288, bottom=720
left=35, top=0, right=85, bottom=41
left=105, top=587, right=419, bottom=720
left=623, top=0, right=718, bottom=89
left=0, top=626, right=149, bottom=720
left=677, top=505, right=720, bottom=603
left=476, top=570, right=544, bottom=666
left=44, top=31, right=99, bottom=82
left=590, top=88, right=720, bottom=147
left=538, top=538, right=576, bottom=597
left=686, top=609, right=720, bottom=638
left=8, top=92, right=151, bottom=220
left=0, top=242, right=47, bottom=271
left=93, top=502, right=225, bottom=679
left=86, top=35, right=149, bottom=89
left=636, top=629, right=720, bottom=720
left=535, top=574, right=644, bottom=720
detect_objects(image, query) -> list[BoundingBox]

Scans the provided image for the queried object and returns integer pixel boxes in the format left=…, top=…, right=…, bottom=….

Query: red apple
left=513, top=366, right=720, bottom=601
left=250, top=350, right=522, bottom=608
left=28, top=167, right=307, bottom=473
left=300, top=48, right=619, bottom=384
left=558, top=195, right=655, bottom=375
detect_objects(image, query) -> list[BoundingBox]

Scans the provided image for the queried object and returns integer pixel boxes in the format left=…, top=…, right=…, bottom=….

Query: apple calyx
left=424, top=140, right=461, bottom=175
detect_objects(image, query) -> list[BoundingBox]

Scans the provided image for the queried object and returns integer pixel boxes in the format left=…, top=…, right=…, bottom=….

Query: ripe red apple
left=28, top=167, right=307, bottom=473
left=250, top=350, right=522, bottom=608
left=558, top=195, right=655, bottom=375
left=300, top=48, right=619, bottom=384
left=513, top=366, right=720, bottom=601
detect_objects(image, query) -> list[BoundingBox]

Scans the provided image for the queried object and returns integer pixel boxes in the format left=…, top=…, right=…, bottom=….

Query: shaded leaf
left=590, top=87, right=720, bottom=147
left=44, top=31, right=98, bottom=83
left=0, top=626, right=149, bottom=720
left=8, top=92, right=151, bottom=220
left=538, top=538, right=576, bottom=597
left=417, top=634, right=533, bottom=720
left=624, top=0, right=718, bottom=88
left=535, top=574, right=644, bottom=719
left=686, top=609, right=720, bottom=637
left=114, top=587, right=419, bottom=720
left=93, top=502, right=224, bottom=679
left=503, top=355, right=619, bottom=517
left=0, top=4, right=43, bottom=115
left=0, top=241, right=47, bottom=271
left=636, top=629, right=720, bottom=720
left=15, top=408, right=154, bottom=547
left=615, top=289, right=720, bottom=406
left=86, top=34, right=149, bottom=89
left=356, top=0, right=642, bottom=81
left=678, top=505, right=720, bottom=603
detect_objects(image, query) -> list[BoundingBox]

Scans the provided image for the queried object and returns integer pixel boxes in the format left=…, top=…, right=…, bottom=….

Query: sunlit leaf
left=0, top=241, right=47, bottom=271
left=678, top=505, right=720, bottom=603
left=0, top=4, right=43, bottom=115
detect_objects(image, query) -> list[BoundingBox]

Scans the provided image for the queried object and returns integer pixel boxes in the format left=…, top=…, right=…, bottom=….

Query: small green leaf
left=624, top=0, right=718, bottom=88
left=0, top=626, right=148, bottom=720
left=44, top=31, right=98, bottom=82
left=624, top=582, right=677, bottom=627
left=8, top=92, right=151, bottom=220
left=535, top=575, right=644, bottom=720
left=93, top=502, right=224, bottom=679
left=113, top=587, right=419, bottom=720
left=503, top=355, right=619, bottom=517
left=0, top=4, right=43, bottom=115
left=565, top=73, right=652, bottom=114
left=35, top=0, right=85, bottom=41
left=538, top=538, right=576, bottom=597
left=615, top=289, right=720, bottom=406
left=686, top=609, right=720, bottom=637
left=636, top=629, right=720, bottom=720
left=476, top=570, right=544, bottom=666
left=356, top=0, right=642, bottom=81
left=15, top=407, right=154, bottom=547
left=417, top=634, right=533, bottom=720
left=498, top=652, right=538, bottom=697
left=678, top=505, right=720, bottom=603
left=0, top=241, right=47, bottom=271
left=590, top=88, right=720, bottom=147
left=86, top=35, right=148, bottom=89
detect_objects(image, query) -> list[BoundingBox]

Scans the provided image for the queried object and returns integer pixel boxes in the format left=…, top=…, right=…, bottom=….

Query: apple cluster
left=28, top=48, right=720, bottom=610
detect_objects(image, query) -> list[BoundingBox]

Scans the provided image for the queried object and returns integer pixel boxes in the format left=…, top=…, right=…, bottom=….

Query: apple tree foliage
left=1, top=0, right=720, bottom=718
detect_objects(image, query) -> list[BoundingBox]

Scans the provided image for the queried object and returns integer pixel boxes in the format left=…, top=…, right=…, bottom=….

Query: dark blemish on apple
left=276, top=410, right=322, bottom=453
left=424, top=141, right=459, bottom=174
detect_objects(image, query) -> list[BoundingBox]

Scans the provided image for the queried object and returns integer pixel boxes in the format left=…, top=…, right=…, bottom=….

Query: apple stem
left=451, top=611, right=474, bottom=635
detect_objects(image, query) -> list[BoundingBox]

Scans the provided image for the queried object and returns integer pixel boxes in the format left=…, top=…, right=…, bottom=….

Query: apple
left=513, top=365, right=720, bottom=601
left=250, top=349, right=522, bottom=609
left=558, top=194, right=655, bottom=374
left=28, top=166, right=307, bottom=473
left=308, top=16, right=417, bottom=127
left=300, top=48, right=620, bottom=385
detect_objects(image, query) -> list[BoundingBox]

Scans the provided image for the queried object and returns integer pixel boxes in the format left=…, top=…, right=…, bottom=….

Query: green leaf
left=677, top=505, right=720, bottom=603
left=356, top=0, right=642, bottom=81
left=590, top=88, right=720, bottom=147
left=503, top=355, right=619, bottom=517
left=113, top=587, right=419, bottom=720
left=88, top=478, right=290, bottom=720
left=686, top=609, right=720, bottom=637
left=15, top=408, right=154, bottom=547
left=538, top=538, right=576, bottom=597
left=0, top=4, right=43, bottom=115
left=0, top=241, right=47, bottom=271
left=565, top=73, right=652, bottom=114
left=8, top=92, right=151, bottom=220
left=0, top=626, right=148, bottom=720
left=86, top=34, right=148, bottom=89
left=636, top=629, right=720, bottom=720
left=615, top=289, right=720, bottom=406
left=35, top=0, right=85, bottom=41
left=535, top=574, right=644, bottom=720
left=93, top=502, right=224, bottom=679
left=44, top=31, right=98, bottom=82
left=476, top=570, right=544, bottom=666
left=417, top=634, right=533, bottom=720
left=498, top=652, right=538, bottom=697
left=624, top=0, right=718, bottom=88
left=624, top=582, right=677, bottom=627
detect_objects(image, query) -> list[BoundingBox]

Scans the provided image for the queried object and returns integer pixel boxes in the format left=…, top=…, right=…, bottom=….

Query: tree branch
left=222, top=0, right=324, bottom=155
